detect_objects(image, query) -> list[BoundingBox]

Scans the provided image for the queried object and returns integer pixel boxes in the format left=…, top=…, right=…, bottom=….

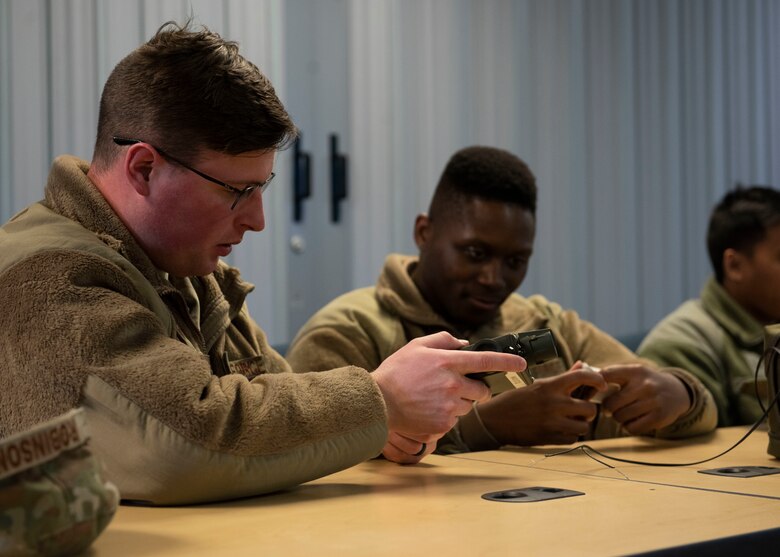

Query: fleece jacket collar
left=701, top=276, right=764, bottom=350
left=42, top=155, right=254, bottom=349
left=375, top=253, right=507, bottom=339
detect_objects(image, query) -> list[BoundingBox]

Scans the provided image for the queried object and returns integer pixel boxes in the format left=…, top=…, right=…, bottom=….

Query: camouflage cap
left=0, top=408, right=119, bottom=556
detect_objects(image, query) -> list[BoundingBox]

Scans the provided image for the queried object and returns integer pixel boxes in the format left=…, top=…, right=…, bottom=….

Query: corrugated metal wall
left=1, top=0, right=778, bottom=342
left=349, top=0, right=780, bottom=337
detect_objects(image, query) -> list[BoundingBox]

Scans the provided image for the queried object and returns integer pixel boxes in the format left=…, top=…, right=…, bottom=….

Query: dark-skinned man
left=287, top=146, right=717, bottom=461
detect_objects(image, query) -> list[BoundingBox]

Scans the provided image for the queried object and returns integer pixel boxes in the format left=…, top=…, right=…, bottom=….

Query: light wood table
left=91, top=427, right=780, bottom=557
left=455, top=425, right=780, bottom=500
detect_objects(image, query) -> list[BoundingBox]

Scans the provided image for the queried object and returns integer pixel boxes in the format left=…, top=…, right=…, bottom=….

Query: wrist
left=458, top=403, right=502, bottom=451
left=372, top=371, right=399, bottom=431
left=665, top=370, right=695, bottom=416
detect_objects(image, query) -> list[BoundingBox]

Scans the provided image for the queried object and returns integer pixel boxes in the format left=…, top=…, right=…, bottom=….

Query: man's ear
left=723, top=248, right=747, bottom=282
left=413, top=213, right=432, bottom=249
left=123, top=144, right=157, bottom=196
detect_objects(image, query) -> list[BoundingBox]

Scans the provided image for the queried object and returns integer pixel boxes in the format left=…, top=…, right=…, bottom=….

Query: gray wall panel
left=348, top=0, right=780, bottom=338
left=2, top=0, right=778, bottom=343
left=4, top=0, right=49, bottom=214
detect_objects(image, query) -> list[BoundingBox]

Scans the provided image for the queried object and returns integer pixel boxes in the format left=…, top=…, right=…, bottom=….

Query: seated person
left=0, top=24, right=527, bottom=505
left=287, top=146, right=717, bottom=458
left=639, top=185, right=780, bottom=426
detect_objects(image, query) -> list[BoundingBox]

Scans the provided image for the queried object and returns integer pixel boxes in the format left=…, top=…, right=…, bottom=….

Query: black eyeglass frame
left=113, top=136, right=275, bottom=210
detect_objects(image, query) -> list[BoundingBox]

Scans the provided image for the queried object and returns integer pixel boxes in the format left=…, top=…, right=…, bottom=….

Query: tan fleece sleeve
left=0, top=250, right=389, bottom=504
left=653, top=367, right=718, bottom=438
left=445, top=405, right=502, bottom=453
left=287, top=325, right=381, bottom=372
left=83, top=375, right=387, bottom=505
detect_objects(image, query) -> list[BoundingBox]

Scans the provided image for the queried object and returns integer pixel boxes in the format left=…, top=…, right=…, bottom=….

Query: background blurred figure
left=639, top=185, right=780, bottom=426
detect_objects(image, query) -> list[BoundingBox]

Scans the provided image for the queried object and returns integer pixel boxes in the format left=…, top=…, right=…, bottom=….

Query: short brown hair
left=92, top=21, right=297, bottom=169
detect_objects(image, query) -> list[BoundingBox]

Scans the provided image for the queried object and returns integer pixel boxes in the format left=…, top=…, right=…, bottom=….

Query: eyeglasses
left=112, top=137, right=275, bottom=210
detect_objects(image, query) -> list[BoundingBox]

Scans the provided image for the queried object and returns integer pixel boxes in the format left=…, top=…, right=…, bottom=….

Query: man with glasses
left=287, top=146, right=717, bottom=458
left=0, top=22, right=525, bottom=505
left=112, top=137, right=276, bottom=210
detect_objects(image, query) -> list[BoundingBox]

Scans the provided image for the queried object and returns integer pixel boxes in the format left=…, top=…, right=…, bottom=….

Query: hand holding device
left=597, top=364, right=692, bottom=434
left=571, top=363, right=621, bottom=404
left=462, top=329, right=558, bottom=393
left=372, top=331, right=526, bottom=437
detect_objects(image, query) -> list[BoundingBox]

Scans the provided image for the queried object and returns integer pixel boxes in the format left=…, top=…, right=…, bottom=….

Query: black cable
left=756, top=351, right=770, bottom=415
left=544, top=346, right=780, bottom=467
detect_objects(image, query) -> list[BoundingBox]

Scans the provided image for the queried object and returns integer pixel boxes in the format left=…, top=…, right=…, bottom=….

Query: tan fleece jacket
left=287, top=254, right=717, bottom=452
left=0, top=156, right=388, bottom=505
left=638, top=277, right=766, bottom=426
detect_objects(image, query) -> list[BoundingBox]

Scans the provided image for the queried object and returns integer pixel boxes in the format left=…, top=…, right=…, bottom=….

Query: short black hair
left=707, top=184, right=780, bottom=283
left=428, top=146, right=537, bottom=221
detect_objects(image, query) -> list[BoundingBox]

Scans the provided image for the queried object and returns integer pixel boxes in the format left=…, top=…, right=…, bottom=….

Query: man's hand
left=372, top=331, right=526, bottom=439
left=382, top=431, right=438, bottom=464
left=599, top=364, right=691, bottom=434
left=476, top=367, right=608, bottom=446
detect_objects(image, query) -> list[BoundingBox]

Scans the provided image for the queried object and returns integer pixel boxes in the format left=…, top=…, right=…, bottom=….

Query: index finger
left=599, top=364, right=645, bottom=386
left=555, top=369, right=608, bottom=390
left=446, top=349, right=528, bottom=375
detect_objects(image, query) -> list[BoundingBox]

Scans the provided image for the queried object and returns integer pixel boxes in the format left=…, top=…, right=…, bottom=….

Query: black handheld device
left=463, top=329, right=559, bottom=389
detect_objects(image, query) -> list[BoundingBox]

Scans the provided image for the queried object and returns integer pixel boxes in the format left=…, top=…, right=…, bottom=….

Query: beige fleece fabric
left=0, top=156, right=388, bottom=504
left=287, top=254, right=717, bottom=451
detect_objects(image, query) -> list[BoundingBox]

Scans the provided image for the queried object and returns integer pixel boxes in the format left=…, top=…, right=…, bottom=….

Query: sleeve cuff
left=456, top=402, right=502, bottom=452
left=655, top=367, right=716, bottom=438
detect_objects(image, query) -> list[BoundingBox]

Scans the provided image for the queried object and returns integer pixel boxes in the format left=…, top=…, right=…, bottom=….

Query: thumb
left=411, top=331, right=468, bottom=350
